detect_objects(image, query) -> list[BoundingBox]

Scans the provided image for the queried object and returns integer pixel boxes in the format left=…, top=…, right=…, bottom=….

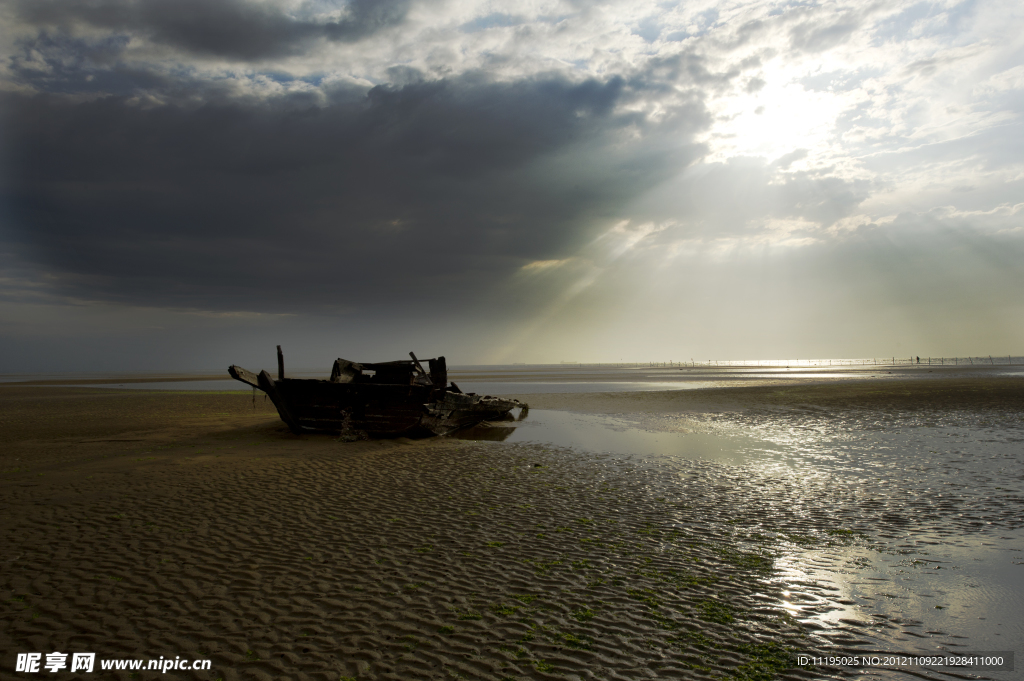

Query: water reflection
left=767, top=533, right=1023, bottom=679
left=454, top=409, right=785, bottom=466
left=455, top=407, right=1023, bottom=678
left=457, top=380, right=725, bottom=394
left=450, top=423, right=518, bottom=441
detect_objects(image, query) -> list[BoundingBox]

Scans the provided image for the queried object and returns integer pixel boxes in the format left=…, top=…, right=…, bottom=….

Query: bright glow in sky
left=1, top=0, right=1022, bottom=370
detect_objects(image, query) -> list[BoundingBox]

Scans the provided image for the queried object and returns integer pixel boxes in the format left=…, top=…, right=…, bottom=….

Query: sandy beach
left=1, top=372, right=1022, bottom=680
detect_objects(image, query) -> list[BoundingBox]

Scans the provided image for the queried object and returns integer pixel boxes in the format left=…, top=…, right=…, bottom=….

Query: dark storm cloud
left=1, top=72, right=708, bottom=315
left=8, top=32, right=172, bottom=96
left=16, top=0, right=411, bottom=60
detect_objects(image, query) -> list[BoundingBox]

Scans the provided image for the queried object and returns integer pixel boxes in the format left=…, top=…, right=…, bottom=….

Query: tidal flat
left=1, top=371, right=1021, bottom=680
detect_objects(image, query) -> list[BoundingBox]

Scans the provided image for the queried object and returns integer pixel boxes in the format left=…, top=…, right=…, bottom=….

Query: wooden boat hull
left=230, top=363, right=524, bottom=437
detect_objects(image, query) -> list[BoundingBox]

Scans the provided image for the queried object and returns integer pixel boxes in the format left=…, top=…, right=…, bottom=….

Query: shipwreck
left=229, top=347, right=526, bottom=438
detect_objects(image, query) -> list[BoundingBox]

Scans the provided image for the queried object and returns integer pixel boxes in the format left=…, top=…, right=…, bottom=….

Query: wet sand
left=1, top=376, right=1022, bottom=680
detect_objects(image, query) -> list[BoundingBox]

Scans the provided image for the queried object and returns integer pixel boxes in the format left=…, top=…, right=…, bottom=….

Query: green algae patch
left=697, top=599, right=735, bottom=624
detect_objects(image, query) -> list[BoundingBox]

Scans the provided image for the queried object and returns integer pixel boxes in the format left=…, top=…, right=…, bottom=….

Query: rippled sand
left=1, top=377, right=1021, bottom=680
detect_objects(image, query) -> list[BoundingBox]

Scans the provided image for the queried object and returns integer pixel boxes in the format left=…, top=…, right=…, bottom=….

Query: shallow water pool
left=456, top=408, right=1024, bottom=678
left=455, top=409, right=784, bottom=466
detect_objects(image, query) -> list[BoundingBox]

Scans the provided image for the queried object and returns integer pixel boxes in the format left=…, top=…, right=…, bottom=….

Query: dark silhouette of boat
left=228, top=347, right=526, bottom=437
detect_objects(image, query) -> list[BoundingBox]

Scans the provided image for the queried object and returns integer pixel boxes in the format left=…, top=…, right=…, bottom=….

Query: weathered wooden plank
left=428, top=356, right=447, bottom=389
left=258, top=370, right=303, bottom=434
left=408, top=352, right=433, bottom=384
left=228, top=365, right=260, bottom=389
left=330, top=358, right=362, bottom=383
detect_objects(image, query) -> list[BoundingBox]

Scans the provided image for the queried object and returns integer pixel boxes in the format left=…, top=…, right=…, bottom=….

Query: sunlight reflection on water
left=768, top=533, right=1023, bottom=679
left=457, top=408, right=1024, bottom=677
left=458, top=381, right=719, bottom=393
left=464, top=410, right=783, bottom=465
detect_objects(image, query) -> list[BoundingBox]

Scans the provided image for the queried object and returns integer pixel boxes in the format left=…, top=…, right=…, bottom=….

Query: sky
left=1, top=0, right=1022, bottom=372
